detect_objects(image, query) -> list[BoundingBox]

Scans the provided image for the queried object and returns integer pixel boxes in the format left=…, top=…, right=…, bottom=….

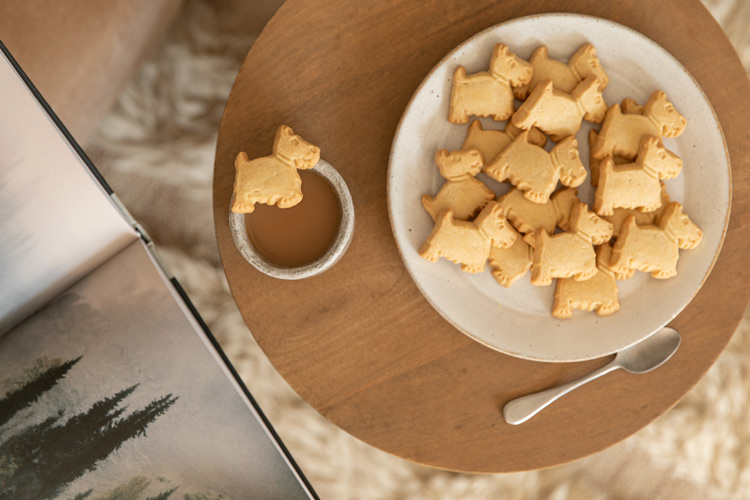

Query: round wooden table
left=213, top=0, right=750, bottom=472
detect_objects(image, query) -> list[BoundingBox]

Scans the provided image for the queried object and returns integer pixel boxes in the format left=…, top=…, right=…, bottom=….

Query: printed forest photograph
left=0, top=243, right=312, bottom=500
left=0, top=355, right=179, bottom=500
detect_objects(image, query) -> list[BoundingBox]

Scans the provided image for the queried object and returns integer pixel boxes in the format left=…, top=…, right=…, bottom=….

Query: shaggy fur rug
left=87, top=1, right=750, bottom=498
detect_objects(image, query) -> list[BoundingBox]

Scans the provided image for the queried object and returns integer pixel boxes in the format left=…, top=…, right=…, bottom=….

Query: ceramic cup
left=229, top=159, right=355, bottom=280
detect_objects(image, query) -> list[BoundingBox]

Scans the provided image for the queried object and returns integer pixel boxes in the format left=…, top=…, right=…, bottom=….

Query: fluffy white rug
left=87, top=1, right=750, bottom=498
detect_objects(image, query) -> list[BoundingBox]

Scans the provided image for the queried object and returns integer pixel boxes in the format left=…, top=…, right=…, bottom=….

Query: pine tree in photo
left=66, top=488, right=93, bottom=500
left=145, top=486, right=178, bottom=500
left=33, top=393, right=179, bottom=500
left=0, top=409, right=65, bottom=459
left=44, top=384, right=139, bottom=452
left=6, top=385, right=141, bottom=495
left=0, top=386, right=138, bottom=488
left=0, top=381, right=178, bottom=500
left=0, top=356, right=82, bottom=427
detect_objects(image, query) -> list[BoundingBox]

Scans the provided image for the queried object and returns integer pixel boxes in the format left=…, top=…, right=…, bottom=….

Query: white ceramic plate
left=387, top=14, right=731, bottom=362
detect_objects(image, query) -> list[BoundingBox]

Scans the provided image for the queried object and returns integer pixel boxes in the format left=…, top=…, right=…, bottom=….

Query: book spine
left=110, top=193, right=173, bottom=280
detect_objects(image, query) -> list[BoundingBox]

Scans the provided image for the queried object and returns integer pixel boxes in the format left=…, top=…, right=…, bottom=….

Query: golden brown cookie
left=421, top=148, right=495, bottom=221
left=513, top=43, right=609, bottom=101
left=448, top=43, right=533, bottom=124
left=511, top=75, right=607, bottom=141
left=552, top=244, right=620, bottom=318
left=231, top=125, right=320, bottom=213
left=591, top=91, right=687, bottom=160
left=609, top=202, right=702, bottom=279
left=419, top=201, right=517, bottom=273
left=620, top=97, right=644, bottom=115
left=488, top=226, right=533, bottom=287
left=527, top=202, right=613, bottom=286
left=498, top=186, right=579, bottom=234
left=587, top=129, right=628, bottom=187
left=593, top=135, right=682, bottom=215
left=485, top=131, right=587, bottom=204
left=604, top=182, right=671, bottom=238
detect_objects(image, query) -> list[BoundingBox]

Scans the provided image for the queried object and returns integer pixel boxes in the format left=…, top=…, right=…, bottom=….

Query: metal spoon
left=503, top=326, right=681, bottom=425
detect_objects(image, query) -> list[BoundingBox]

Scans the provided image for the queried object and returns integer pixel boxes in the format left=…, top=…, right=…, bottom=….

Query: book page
left=0, top=240, right=316, bottom=500
left=0, top=49, right=138, bottom=335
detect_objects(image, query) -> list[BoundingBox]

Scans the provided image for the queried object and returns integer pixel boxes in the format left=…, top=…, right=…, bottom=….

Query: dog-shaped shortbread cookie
left=526, top=202, right=613, bottom=286
left=511, top=75, right=607, bottom=141
left=421, top=148, right=495, bottom=221
left=231, top=125, right=320, bottom=213
left=448, top=44, right=533, bottom=124
left=488, top=226, right=533, bottom=287
left=609, top=202, right=702, bottom=279
left=594, top=135, right=682, bottom=215
left=588, top=129, right=629, bottom=187
left=605, top=182, right=671, bottom=238
left=513, top=43, right=609, bottom=101
left=620, top=97, right=644, bottom=115
left=552, top=244, right=621, bottom=318
left=485, top=131, right=587, bottom=204
left=498, top=187, right=579, bottom=235
left=591, top=91, right=687, bottom=160
left=419, top=201, right=516, bottom=273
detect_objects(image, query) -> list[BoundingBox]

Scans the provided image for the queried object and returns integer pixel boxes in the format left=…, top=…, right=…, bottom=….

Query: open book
left=0, top=42, right=318, bottom=500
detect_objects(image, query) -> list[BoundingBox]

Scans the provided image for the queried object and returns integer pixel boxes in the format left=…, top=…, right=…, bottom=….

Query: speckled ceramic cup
left=229, top=159, right=354, bottom=280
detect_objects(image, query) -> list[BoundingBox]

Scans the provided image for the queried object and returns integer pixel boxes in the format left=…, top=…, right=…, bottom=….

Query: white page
left=0, top=50, right=138, bottom=334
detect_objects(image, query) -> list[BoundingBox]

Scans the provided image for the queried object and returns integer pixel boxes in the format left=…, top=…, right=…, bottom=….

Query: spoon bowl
left=616, top=327, right=681, bottom=374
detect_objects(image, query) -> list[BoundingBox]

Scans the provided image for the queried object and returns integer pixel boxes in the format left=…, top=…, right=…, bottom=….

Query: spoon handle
left=503, top=362, right=620, bottom=425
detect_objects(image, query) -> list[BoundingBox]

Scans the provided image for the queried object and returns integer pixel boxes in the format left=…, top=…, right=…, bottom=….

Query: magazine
left=0, top=42, right=318, bottom=500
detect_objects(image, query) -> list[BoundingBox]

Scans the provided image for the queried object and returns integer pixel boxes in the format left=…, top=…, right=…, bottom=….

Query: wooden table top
left=213, top=0, right=750, bottom=472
